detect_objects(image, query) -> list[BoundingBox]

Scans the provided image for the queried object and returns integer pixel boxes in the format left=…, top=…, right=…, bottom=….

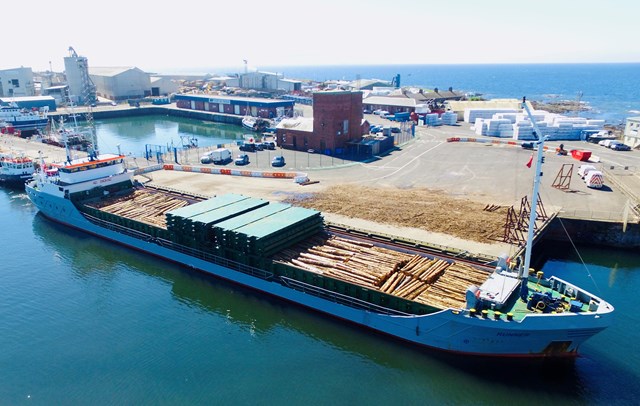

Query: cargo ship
left=25, top=108, right=614, bottom=358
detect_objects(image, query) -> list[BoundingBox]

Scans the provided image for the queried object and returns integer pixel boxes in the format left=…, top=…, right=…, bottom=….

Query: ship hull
left=0, top=173, right=32, bottom=188
left=7, top=118, right=48, bottom=135
left=25, top=187, right=613, bottom=357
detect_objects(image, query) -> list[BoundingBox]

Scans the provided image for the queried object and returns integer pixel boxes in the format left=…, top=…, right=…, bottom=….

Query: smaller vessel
left=0, top=103, right=49, bottom=135
left=42, top=118, right=92, bottom=151
left=0, top=151, right=36, bottom=188
left=242, top=115, right=272, bottom=132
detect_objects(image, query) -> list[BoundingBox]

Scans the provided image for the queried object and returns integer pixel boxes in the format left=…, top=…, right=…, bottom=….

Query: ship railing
left=155, top=238, right=274, bottom=280
left=279, top=276, right=413, bottom=316
left=81, top=213, right=274, bottom=280
left=83, top=213, right=156, bottom=241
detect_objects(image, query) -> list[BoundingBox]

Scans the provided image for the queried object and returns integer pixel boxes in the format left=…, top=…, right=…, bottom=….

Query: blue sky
left=5, top=0, right=639, bottom=73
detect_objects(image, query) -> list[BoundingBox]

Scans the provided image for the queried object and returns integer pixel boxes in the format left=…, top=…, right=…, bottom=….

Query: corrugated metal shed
left=363, top=96, right=416, bottom=108
left=347, top=79, right=392, bottom=90
left=89, top=66, right=151, bottom=100
left=0, top=96, right=56, bottom=111
left=89, top=66, right=138, bottom=77
left=447, top=99, right=523, bottom=112
left=174, top=93, right=294, bottom=108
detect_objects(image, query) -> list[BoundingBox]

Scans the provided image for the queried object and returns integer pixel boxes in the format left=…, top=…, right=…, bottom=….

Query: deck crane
left=519, top=96, right=547, bottom=301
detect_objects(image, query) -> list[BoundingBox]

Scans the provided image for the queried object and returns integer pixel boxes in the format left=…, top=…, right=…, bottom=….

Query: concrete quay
left=3, top=107, right=639, bottom=256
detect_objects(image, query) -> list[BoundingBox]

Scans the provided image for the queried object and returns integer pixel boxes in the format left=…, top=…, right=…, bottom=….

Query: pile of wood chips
left=286, top=185, right=509, bottom=244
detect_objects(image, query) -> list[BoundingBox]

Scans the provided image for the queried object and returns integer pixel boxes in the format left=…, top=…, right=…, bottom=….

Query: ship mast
left=519, top=97, right=545, bottom=300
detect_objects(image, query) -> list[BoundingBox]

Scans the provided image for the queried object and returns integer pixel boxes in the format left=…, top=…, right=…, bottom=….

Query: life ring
left=536, top=301, right=546, bottom=310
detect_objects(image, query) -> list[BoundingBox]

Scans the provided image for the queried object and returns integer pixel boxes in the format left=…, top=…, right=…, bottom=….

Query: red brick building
left=276, top=91, right=368, bottom=154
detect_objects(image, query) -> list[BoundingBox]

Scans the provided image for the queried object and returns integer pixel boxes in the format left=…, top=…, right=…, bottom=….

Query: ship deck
left=485, top=279, right=590, bottom=322
left=83, top=186, right=202, bottom=229
left=81, top=186, right=592, bottom=321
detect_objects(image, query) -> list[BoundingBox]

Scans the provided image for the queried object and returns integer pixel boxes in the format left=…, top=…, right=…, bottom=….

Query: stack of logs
left=379, top=257, right=450, bottom=300
left=276, top=235, right=413, bottom=289
left=275, top=234, right=490, bottom=309
left=86, top=189, right=190, bottom=228
left=414, top=263, right=490, bottom=309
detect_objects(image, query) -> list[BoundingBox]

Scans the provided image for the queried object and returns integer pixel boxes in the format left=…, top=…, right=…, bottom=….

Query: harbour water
left=91, top=115, right=247, bottom=158
left=1, top=160, right=639, bottom=404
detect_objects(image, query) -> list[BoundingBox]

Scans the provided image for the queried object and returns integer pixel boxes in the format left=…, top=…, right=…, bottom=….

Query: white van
left=201, top=148, right=232, bottom=164
left=584, top=170, right=604, bottom=189
left=578, top=164, right=597, bottom=179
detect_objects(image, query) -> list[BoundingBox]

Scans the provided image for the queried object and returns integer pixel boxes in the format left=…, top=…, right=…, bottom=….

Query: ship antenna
left=519, top=97, right=546, bottom=301
left=64, top=134, right=72, bottom=164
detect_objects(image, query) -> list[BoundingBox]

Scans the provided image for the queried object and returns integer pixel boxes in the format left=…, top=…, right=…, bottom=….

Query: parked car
left=599, top=139, right=614, bottom=148
left=370, top=125, right=383, bottom=133
left=608, top=141, right=631, bottom=151
left=234, top=154, right=250, bottom=165
left=271, top=156, right=286, bottom=167
left=262, top=141, right=276, bottom=150
left=239, top=142, right=257, bottom=152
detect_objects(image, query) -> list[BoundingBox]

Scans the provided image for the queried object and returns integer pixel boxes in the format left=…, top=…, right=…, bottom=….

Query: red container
left=571, top=149, right=592, bottom=161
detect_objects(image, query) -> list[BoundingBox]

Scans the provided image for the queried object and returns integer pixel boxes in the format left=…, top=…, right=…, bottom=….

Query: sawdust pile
left=286, top=185, right=509, bottom=244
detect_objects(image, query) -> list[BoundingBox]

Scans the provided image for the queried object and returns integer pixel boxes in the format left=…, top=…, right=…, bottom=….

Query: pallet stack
left=165, top=194, right=250, bottom=247
left=213, top=202, right=291, bottom=248
left=188, top=198, right=270, bottom=250
left=225, top=206, right=323, bottom=258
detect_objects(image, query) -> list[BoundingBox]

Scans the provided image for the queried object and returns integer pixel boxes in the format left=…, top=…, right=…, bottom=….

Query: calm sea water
left=255, top=63, right=640, bottom=125
left=93, top=115, right=247, bottom=158
left=1, top=176, right=640, bottom=403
